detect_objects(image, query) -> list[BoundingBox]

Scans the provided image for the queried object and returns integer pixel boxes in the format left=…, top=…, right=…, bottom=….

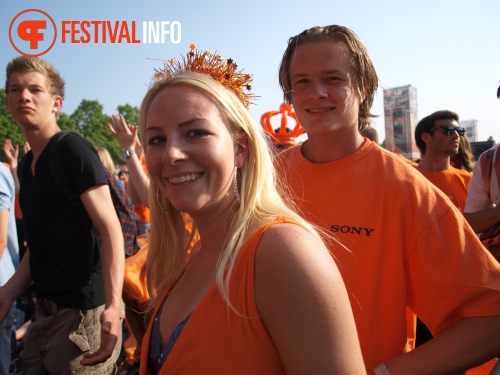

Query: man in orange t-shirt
left=275, top=25, right=500, bottom=374
left=414, top=110, right=472, bottom=213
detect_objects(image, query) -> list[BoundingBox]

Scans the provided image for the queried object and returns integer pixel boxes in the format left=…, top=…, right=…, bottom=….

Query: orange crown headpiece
left=260, top=103, right=305, bottom=147
left=152, top=44, right=255, bottom=108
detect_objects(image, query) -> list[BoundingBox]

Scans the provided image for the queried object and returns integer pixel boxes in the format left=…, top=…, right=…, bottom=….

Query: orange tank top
left=139, top=218, right=297, bottom=375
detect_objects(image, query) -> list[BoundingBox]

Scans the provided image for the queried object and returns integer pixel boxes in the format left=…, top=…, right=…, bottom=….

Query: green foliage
left=0, top=89, right=27, bottom=162
left=117, top=104, right=138, bottom=126
left=0, top=89, right=139, bottom=165
left=57, top=113, right=77, bottom=131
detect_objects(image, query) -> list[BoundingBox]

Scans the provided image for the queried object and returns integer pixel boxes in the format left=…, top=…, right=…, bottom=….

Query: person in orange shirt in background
left=108, top=115, right=152, bottom=374
left=414, top=110, right=472, bottom=213
left=413, top=110, right=473, bottom=349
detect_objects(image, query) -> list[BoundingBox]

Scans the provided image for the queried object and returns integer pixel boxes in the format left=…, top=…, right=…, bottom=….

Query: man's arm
left=385, top=206, right=500, bottom=374
left=384, top=316, right=500, bottom=374
left=463, top=206, right=500, bottom=233
left=78, top=184, right=124, bottom=366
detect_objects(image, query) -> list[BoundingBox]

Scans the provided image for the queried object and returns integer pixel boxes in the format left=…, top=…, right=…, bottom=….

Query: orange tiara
left=151, top=44, right=255, bottom=108
left=260, top=103, right=305, bottom=147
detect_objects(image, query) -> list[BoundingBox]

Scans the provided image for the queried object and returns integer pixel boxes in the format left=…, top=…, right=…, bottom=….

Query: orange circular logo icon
left=9, top=9, right=57, bottom=56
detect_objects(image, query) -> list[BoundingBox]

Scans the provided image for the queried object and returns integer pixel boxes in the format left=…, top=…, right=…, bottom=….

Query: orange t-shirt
left=134, top=204, right=150, bottom=223
left=139, top=219, right=293, bottom=375
left=275, top=140, right=500, bottom=373
left=415, top=166, right=471, bottom=212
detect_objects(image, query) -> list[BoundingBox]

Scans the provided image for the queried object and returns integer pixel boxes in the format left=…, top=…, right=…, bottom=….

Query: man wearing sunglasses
left=413, top=110, right=473, bottom=350
left=414, top=110, right=472, bottom=213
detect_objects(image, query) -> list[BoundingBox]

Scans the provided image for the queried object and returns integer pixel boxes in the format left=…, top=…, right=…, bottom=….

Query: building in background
left=384, top=85, right=419, bottom=160
left=459, top=119, right=478, bottom=142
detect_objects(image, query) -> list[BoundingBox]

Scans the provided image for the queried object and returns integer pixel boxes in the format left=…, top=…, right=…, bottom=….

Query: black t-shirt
left=19, top=132, right=108, bottom=309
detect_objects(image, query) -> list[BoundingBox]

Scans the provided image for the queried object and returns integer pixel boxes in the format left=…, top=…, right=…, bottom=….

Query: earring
left=233, top=166, right=240, bottom=203
left=156, top=187, right=170, bottom=214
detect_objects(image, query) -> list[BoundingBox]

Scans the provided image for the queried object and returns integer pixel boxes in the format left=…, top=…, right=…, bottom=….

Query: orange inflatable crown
left=260, top=103, right=305, bottom=147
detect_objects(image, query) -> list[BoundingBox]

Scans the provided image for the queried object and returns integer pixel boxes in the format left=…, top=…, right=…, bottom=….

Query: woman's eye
left=187, top=129, right=209, bottom=138
left=147, top=136, right=165, bottom=145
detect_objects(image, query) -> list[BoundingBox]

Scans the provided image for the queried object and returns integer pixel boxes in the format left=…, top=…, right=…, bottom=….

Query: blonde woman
left=96, top=146, right=116, bottom=174
left=138, top=72, right=365, bottom=375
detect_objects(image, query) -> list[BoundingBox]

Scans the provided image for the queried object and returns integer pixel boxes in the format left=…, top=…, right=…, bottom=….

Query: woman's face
left=145, top=85, right=247, bottom=219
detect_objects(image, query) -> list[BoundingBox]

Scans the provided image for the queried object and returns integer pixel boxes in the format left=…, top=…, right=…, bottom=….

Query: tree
left=117, top=104, right=139, bottom=126
left=57, top=112, right=77, bottom=131
left=0, top=89, right=27, bottom=163
left=71, top=99, right=121, bottom=162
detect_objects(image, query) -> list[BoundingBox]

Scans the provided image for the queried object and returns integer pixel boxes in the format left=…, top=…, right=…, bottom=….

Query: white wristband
left=373, top=362, right=391, bottom=375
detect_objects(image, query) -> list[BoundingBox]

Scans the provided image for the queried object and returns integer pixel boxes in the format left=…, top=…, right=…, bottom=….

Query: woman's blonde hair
left=96, top=147, right=115, bottom=174
left=140, top=71, right=321, bottom=309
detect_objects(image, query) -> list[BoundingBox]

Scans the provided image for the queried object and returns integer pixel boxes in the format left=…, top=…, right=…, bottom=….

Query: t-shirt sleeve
left=57, top=134, right=108, bottom=197
left=408, top=203, right=500, bottom=335
left=0, top=166, right=14, bottom=212
left=464, top=152, right=493, bottom=213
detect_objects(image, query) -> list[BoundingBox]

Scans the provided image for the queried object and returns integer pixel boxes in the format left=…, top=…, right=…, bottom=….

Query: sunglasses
left=431, top=125, right=466, bottom=137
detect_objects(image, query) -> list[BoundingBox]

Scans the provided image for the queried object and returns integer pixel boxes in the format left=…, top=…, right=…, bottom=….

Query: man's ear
left=360, top=89, right=367, bottom=104
left=52, top=96, right=63, bottom=114
left=421, top=132, right=432, bottom=143
left=235, top=135, right=249, bottom=168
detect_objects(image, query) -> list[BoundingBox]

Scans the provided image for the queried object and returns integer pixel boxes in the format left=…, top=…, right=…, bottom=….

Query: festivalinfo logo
left=9, top=9, right=182, bottom=57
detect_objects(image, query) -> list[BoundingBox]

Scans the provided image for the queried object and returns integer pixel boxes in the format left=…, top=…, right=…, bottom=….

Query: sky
left=1, top=0, right=499, bottom=144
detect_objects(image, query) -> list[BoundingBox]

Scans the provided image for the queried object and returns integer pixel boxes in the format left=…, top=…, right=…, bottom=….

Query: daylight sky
left=2, top=0, right=499, bottom=143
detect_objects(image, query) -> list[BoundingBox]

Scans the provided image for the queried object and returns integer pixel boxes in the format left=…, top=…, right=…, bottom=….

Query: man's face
left=6, top=71, right=61, bottom=130
left=425, top=118, right=461, bottom=157
left=288, top=41, right=363, bottom=137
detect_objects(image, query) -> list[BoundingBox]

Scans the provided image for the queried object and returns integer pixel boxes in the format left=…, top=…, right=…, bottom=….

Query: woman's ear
left=235, top=135, right=249, bottom=168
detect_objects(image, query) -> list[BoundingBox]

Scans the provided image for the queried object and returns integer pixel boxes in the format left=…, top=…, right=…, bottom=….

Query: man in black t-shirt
left=0, top=56, right=124, bottom=374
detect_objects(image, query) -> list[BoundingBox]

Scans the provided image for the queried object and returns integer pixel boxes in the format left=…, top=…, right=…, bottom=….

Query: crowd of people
left=0, top=23, right=499, bottom=375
